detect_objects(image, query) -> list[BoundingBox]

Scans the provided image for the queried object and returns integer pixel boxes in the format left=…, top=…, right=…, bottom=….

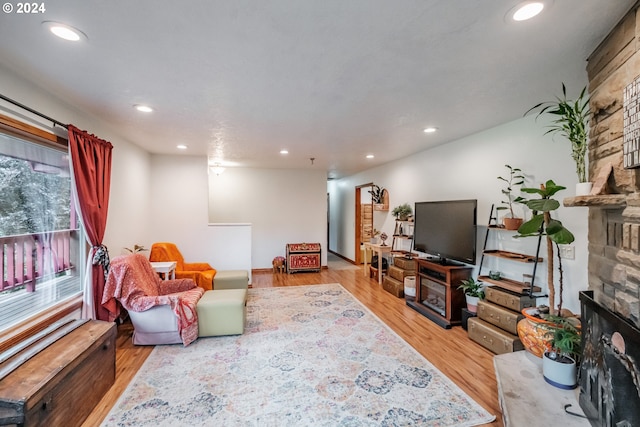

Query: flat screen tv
left=412, top=199, right=477, bottom=266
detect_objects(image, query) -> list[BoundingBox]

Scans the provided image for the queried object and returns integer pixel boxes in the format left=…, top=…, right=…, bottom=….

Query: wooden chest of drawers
left=0, top=320, right=116, bottom=427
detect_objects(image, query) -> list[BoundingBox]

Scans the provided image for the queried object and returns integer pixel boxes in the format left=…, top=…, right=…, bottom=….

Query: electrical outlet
left=559, top=244, right=575, bottom=260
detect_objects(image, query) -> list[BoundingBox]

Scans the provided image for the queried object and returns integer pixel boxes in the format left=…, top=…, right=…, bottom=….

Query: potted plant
left=458, top=277, right=485, bottom=313
left=515, top=180, right=577, bottom=358
left=124, top=244, right=148, bottom=254
left=369, top=185, right=387, bottom=209
left=370, top=228, right=380, bottom=244
left=542, top=315, right=581, bottom=389
left=496, top=164, right=525, bottom=230
left=392, top=203, right=413, bottom=221
left=516, top=180, right=575, bottom=316
left=526, top=84, right=592, bottom=195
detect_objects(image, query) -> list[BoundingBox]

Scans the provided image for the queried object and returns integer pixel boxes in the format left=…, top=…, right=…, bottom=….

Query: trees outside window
left=0, top=130, right=83, bottom=330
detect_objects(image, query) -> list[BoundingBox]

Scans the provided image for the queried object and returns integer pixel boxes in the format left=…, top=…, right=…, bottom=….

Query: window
left=0, top=124, right=84, bottom=332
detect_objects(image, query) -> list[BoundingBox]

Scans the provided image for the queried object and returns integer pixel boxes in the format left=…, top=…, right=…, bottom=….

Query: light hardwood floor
left=83, top=260, right=504, bottom=426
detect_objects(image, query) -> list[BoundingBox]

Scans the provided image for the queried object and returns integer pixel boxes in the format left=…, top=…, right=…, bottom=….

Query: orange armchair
left=149, top=242, right=216, bottom=291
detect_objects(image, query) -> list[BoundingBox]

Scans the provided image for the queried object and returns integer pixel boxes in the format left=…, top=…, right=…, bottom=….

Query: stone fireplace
left=569, top=1, right=640, bottom=425
left=579, top=291, right=640, bottom=426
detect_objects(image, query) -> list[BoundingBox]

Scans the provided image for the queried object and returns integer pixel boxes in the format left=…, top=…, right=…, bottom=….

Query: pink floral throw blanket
left=102, top=253, right=205, bottom=346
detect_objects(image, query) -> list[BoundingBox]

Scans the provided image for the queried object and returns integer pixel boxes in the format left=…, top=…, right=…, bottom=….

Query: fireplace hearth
left=579, top=291, right=640, bottom=426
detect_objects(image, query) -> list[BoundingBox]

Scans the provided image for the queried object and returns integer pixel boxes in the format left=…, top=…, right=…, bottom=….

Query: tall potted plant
left=516, top=180, right=575, bottom=316
left=515, top=180, right=576, bottom=358
left=527, top=84, right=591, bottom=195
left=496, top=164, right=525, bottom=230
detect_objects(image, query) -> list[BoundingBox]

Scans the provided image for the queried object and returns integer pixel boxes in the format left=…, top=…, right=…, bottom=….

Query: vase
left=516, top=308, right=555, bottom=358
left=465, top=295, right=479, bottom=313
left=502, top=217, right=523, bottom=230
left=575, top=182, right=593, bottom=196
left=542, top=351, right=578, bottom=389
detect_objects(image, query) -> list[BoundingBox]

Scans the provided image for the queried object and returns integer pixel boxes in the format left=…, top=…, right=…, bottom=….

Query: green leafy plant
left=458, top=277, right=485, bottom=299
left=368, top=185, right=386, bottom=204
left=496, top=164, right=525, bottom=219
left=516, top=180, right=575, bottom=316
left=392, top=203, right=413, bottom=220
left=544, top=315, right=581, bottom=362
left=125, top=244, right=148, bottom=253
left=526, top=84, right=590, bottom=183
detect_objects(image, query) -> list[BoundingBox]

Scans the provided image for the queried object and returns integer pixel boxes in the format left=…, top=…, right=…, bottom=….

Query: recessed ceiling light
left=511, top=2, right=545, bottom=21
left=423, top=127, right=438, bottom=133
left=134, top=104, right=153, bottom=113
left=176, top=144, right=188, bottom=150
left=280, top=149, right=289, bottom=155
left=42, top=21, right=86, bottom=42
left=366, top=154, right=375, bottom=159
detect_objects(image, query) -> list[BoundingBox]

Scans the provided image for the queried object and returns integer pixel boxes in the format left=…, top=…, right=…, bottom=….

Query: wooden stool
left=272, top=256, right=285, bottom=273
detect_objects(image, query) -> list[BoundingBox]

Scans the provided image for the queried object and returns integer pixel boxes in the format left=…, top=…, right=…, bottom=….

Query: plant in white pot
left=542, top=315, right=581, bottom=389
left=526, top=84, right=592, bottom=195
left=457, top=277, right=484, bottom=313
left=496, top=164, right=525, bottom=230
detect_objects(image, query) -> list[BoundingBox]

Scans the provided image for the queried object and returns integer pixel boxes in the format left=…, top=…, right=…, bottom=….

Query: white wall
left=150, top=156, right=327, bottom=270
left=147, top=155, right=253, bottom=279
left=328, top=116, right=589, bottom=314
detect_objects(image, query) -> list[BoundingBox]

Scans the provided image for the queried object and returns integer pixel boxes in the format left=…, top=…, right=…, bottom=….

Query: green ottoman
left=214, top=270, right=249, bottom=290
left=197, top=289, right=247, bottom=337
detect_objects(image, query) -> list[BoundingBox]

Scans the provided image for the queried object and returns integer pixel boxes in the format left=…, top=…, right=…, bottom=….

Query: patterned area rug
left=102, top=284, right=495, bottom=426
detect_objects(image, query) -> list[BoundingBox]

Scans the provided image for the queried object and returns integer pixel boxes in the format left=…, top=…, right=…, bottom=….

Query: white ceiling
left=0, top=1, right=635, bottom=178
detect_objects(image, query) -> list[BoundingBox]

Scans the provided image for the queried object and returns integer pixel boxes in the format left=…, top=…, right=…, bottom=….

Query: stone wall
left=586, top=1, right=640, bottom=326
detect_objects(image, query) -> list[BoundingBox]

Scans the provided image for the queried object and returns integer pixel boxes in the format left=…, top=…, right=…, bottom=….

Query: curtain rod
left=0, top=93, right=69, bottom=130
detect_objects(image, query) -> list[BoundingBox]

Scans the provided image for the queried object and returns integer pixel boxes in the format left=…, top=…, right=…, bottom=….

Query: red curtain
left=68, top=125, right=113, bottom=321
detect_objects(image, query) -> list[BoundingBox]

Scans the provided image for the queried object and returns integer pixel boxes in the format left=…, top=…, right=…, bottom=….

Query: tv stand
left=437, top=258, right=464, bottom=267
left=407, top=259, right=472, bottom=329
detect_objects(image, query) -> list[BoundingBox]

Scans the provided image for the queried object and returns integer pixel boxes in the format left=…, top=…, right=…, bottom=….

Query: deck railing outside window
left=1, top=229, right=77, bottom=292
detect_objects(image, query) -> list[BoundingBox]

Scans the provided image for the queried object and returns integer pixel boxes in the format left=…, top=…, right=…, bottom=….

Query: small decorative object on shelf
left=380, top=232, right=388, bottom=246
